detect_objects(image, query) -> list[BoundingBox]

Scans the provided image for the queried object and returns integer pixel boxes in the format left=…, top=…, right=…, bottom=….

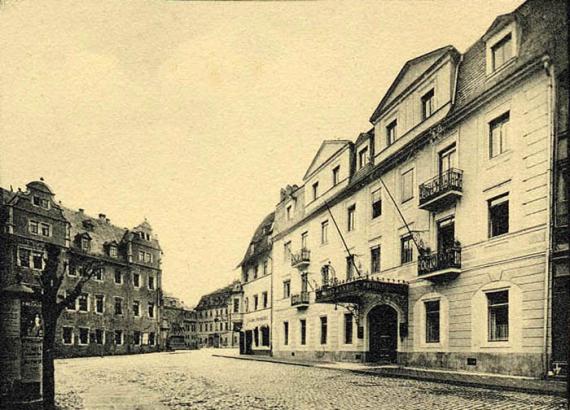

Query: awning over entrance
left=315, top=277, right=408, bottom=305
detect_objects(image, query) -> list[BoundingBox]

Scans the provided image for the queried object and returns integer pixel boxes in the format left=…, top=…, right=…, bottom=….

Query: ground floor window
left=283, top=322, right=289, bottom=345
left=115, top=330, right=123, bottom=345
left=78, top=327, right=89, bottom=345
left=344, top=314, right=353, bottom=344
left=300, top=319, right=307, bottom=345
left=62, top=327, right=73, bottom=345
left=254, top=327, right=259, bottom=347
left=133, top=331, right=141, bottom=345
left=261, top=326, right=270, bottom=347
left=487, top=290, right=509, bottom=341
left=425, top=300, right=440, bottom=343
left=320, top=316, right=327, bottom=345
left=93, top=329, right=104, bottom=345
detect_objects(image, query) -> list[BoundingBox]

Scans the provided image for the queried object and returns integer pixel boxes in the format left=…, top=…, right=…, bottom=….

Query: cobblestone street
left=55, top=349, right=567, bottom=409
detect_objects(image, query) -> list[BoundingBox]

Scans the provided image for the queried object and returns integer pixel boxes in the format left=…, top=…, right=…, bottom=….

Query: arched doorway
left=368, top=304, right=398, bottom=363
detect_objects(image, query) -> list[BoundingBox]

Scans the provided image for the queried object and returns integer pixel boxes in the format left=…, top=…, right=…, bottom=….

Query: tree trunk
left=42, top=308, right=58, bottom=409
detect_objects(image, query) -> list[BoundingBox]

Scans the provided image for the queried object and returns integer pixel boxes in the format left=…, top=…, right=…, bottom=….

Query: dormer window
left=109, top=245, right=118, bottom=258
left=332, top=166, right=340, bottom=186
left=32, top=196, right=50, bottom=210
left=491, top=33, right=512, bottom=72
left=386, top=120, right=397, bottom=146
left=358, top=147, right=369, bottom=170
left=81, top=237, right=90, bottom=251
left=421, top=89, right=434, bottom=120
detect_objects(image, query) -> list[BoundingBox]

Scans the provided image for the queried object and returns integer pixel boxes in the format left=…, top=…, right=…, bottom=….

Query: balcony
left=419, top=168, right=463, bottom=211
left=291, top=292, right=310, bottom=308
left=291, top=249, right=311, bottom=269
left=315, top=277, right=408, bottom=305
left=418, top=246, right=461, bottom=280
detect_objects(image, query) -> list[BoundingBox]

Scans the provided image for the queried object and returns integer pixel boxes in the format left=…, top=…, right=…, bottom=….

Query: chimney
left=98, top=213, right=106, bottom=221
left=78, top=208, right=84, bottom=214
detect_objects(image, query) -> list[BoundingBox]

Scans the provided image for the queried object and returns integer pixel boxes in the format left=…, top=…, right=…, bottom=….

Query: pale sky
left=0, top=0, right=524, bottom=307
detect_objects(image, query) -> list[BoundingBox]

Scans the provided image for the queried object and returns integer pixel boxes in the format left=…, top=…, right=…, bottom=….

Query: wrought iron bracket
left=335, top=302, right=361, bottom=325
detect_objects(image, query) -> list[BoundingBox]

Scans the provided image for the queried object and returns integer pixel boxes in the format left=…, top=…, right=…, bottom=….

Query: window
left=425, top=300, right=440, bottom=343
left=283, top=322, right=289, bottom=346
left=115, top=330, right=123, bottom=345
left=32, top=196, right=50, bottom=209
left=133, top=331, right=141, bottom=345
left=347, top=205, right=356, bottom=231
left=148, top=275, right=155, bottom=290
left=94, top=329, right=104, bottom=345
left=94, top=267, right=103, bottom=281
left=401, top=235, right=413, bottom=264
left=253, top=295, right=259, bottom=311
left=371, top=188, right=382, bottom=219
left=301, top=231, right=308, bottom=249
left=109, top=246, right=117, bottom=258
left=386, top=119, right=397, bottom=146
left=18, top=248, right=31, bottom=268
left=312, top=181, right=319, bottom=200
left=286, top=205, right=292, bottom=221
left=29, top=220, right=39, bottom=235
left=284, top=241, right=291, bottom=262
left=114, top=297, right=123, bottom=315
left=283, top=280, right=291, bottom=298
left=40, top=223, right=51, bottom=237
left=300, top=319, right=307, bottom=345
left=344, top=313, right=353, bottom=344
left=62, top=327, right=73, bottom=345
left=421, top=89, right=434, bottom=120
left=332, top=166, right=340, bottom=186
left=489, top=112, right=509, bottom=158
left=320, top=316, right=328, bottom=345
left=148, top=302, right=155, bottom=318
left=77, top=293, right=89, bottom=312
left=487, top=290, right=509, bottom=341
left=262, top=291, right=268, bottom=309
left=439, top=144, right=457, bottom=174
left=253, top=265, right=258, bottom=279
left=133, top=300, right=140, bottom=317
left=261, top=326, right=270, bottom=346
left=263, top=260, right=269, bottom=275
left=401, top=168, right=414, bottom=203
left=233, top=298, right=240, bottom=313
left=81, top=237, right=90, bottom=251
left=78, top=327, right=89, bottom=345
left=358, top=146, right=369, bottom=169
left=371, top=246, right=381, bottom=273
left=321, top=221, right=329, bottom=244
left=491, top=33, right=513, bottom=71
left=92, top=295, right=104, bottom=314
left=133, top=273, right=140, bottom=287
left=346, top=255, right=355, bottom=281
left=149, top=332, right=155, bottom=345
left=32, top=251, right=43, bottom=270
left=110, top=270, right=120, bottom=285
left=488, top=194, right=509, bottom=237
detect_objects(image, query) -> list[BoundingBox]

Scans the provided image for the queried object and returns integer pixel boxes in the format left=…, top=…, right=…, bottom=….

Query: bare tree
left=35, top=243, right=102, bottom=409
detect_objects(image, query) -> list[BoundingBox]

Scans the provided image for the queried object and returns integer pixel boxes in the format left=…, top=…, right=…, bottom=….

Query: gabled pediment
left=370, top=45, right=458, bottom=123
left=482, top=13, right=515, bottom=42
left=303, top=140, right=352, bottom=181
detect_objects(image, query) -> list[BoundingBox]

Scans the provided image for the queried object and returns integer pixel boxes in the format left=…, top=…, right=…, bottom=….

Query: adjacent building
left=260, top=0, right=567, bottom=378
left=0, top=179, right=164, bottom=358
left=162, top=294, right=197, bottom=350
left=195, top=281, right=242, bottom=348
left=237, top=212, right=274, bottom=355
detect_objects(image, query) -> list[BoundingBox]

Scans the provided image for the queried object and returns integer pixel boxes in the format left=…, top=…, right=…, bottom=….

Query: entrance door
left=368, top=305, right=398, bottom=363
left=245, top=330, right=253, bottom=354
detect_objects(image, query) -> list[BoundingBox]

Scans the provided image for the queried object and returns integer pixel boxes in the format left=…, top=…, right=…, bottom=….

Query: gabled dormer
left=482, top=13, right=520, bottom=76
left=370, top=46, right=460, bottom=163
left=75, top=232, right=92, bottom=252
left=354, top=130, right=374, bottom=175
left=105, top=240, right=120, bottom=258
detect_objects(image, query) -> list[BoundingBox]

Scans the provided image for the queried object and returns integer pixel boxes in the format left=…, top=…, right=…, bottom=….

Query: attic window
left=358, top=147, right=369, bottom=170
left=386, top=120, right=397, bottom=146
left=32, top=196, right=50, bottom=210
left=81, top=237, right=90, bottom=251
left=109, top=245, right=118, bottom=258
left=491, top=33, right=513, bottom=71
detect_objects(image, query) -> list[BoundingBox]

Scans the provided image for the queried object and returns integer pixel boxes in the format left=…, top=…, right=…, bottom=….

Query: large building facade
left=195, top=281, right=242, bottom=348
left=0, top=180, right=163, bottom=358
left=238, top=212, right=274, bottom=355
left=162, top=295, right=197, bottom=350
left=265, top=0, right=567, bottom=378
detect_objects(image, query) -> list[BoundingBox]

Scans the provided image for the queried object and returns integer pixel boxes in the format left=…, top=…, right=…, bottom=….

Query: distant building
left=162, top=294, right=197, bottom=350
left=0, top=179, right=163, bottom=358
left=237, top=212, right=274, bottom=355
left=195, top=281, right=242, bottom=348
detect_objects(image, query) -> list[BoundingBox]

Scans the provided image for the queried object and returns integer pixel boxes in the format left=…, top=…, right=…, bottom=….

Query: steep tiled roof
left=196, top=280, right=241, bottom=310
left=238, top=211, right=274, bottom=268
left=62, top=207, right=128, bottom=257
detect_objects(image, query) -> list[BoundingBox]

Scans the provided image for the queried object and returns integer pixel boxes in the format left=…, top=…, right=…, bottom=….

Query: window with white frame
left=114, top=330, right=123, bottom=345
left=301, top=231, right=308, bottom=249
left=78, top=327, right=89, bottom=345
left=487, top=290, right=509, bottom=341
left=109, top=245, right=118, bottom=258
left=358, top=146, right=369, bottom=169
left=489, top=112, right=509, bottom=158
left=32, top=196, right=50, bottom=209
left=321, top=220, right=328, bottom=244
left=332, top=166, right=340, bottom=186
left=93, top=329, right=104, bottom=345
left=148, top=275, right=155, bottom=290
left=95, top=295, right=104, bottom=314
left=421, top=89, right=434, bottom=120
left=283, top=280, right=291, bottom=298
left=31, top=251, right=44, bottom=270
left=148, top=302, right=155, bottom=318
left=401, top=235, right=414, bottom=264
left=28, top=220, right=39, bottom=235
left=133, top=331, right=141, bottom=345
left=77, top=293, right=89, bottom=312
left=425, top=300, right=440, bottom=343
left=488, top=193, right=509, bottom=237
left=62, top=327, right=73, bottom=345
left=401, top=168, right=414, bottom=203
left=114, top=297, right=123, bottom=315
left=347, top=205, right=356, bottom=232
left=491, top=33, right=513, bottom=72
left=114, top=269, right=122, bottom=284
left=386, top=119, right=397, bottom=146
left=18, top=248, right=31, bottom=268
left=133, top=300, right=140, bottom=317
left=133, top=272, right=140, bottom=287
left=371, top=188, right=382, bottom=219
left=94, top=267, right=104, bottom=281
left=40, top=222, right=51, bottom=237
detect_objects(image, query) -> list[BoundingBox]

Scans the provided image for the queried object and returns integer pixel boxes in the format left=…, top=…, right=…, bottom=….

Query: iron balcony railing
left=419, top=168, right=463, bottom=206
left=291, top=292, right=310, bottom=306
left=291, top=248, right=311, bottom=267
left=418, top=246, right=462, bottom=276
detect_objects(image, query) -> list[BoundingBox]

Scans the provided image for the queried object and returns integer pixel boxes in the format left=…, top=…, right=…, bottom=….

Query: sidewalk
left=213, top=352, right=567, bottom=398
